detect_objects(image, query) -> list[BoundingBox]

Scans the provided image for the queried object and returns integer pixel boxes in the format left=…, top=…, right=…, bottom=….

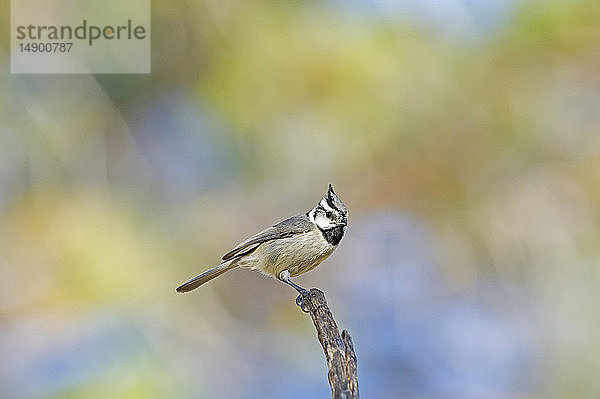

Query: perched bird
left=176, top=184, right=348, bottom=310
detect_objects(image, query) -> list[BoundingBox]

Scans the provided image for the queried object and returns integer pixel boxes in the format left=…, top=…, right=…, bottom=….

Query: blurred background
left=1, top=0, right=600, bottom=398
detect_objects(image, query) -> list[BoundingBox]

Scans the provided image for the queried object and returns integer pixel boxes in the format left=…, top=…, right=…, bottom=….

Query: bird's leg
left=278, top=270, right=310, bottom=313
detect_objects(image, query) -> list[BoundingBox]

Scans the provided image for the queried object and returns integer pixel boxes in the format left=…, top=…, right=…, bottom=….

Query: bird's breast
left=244, top=230, right=336, bottom=277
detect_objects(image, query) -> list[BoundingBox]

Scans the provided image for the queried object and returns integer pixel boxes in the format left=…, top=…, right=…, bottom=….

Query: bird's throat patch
left=320, top=226, right=345, bottom=246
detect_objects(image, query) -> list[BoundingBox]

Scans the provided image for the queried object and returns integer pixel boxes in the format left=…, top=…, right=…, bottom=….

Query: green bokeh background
left=1, top=0, right=600, bottom=398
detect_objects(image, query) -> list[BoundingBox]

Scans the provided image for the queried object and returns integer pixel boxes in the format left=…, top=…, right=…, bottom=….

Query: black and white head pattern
left=308, top=184, right=348, bottom=231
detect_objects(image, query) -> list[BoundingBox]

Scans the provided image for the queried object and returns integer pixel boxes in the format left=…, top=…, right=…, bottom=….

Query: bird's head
left=308, top=184, right=348, bottom=230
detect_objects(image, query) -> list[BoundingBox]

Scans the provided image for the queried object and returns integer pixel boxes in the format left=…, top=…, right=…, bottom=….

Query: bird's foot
left=295, top=289, right=310, bottom=313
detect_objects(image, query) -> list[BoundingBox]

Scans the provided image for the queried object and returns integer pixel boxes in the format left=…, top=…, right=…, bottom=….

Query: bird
left=176, top=184, right=348, bottom=311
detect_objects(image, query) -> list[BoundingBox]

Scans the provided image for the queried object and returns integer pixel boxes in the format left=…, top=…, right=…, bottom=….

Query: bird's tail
left=176, top=261, right=237, bottom=293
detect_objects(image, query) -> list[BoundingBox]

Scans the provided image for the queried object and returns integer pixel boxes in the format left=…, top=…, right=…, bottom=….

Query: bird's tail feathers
left=176, top=261, right=237, bottom=293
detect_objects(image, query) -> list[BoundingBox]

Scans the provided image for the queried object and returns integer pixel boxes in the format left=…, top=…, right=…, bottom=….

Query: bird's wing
left=221, top=215, right=314, bottom=261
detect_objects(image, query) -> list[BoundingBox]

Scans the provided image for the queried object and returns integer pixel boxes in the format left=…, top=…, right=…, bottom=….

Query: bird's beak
left=339, top=218, right=347, bottom=226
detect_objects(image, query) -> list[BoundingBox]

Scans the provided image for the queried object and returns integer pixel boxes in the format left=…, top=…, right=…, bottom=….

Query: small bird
left=176, top=184, right=348, bottom=310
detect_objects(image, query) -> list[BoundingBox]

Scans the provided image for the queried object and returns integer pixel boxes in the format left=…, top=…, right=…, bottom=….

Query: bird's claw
left=295, top=289, right=310, bottom=313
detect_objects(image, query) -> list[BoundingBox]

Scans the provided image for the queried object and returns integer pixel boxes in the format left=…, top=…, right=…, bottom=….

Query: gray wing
left=221, top=215, right=315, bottom=261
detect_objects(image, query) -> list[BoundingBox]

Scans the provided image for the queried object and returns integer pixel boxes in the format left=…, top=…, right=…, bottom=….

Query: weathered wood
left=302, top=288, right=359, bottom=399
left=342, top=330, right=359, bottom=397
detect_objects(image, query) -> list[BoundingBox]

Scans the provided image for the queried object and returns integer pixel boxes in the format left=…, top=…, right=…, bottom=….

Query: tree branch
left=302, top=288, right=359, bottom=399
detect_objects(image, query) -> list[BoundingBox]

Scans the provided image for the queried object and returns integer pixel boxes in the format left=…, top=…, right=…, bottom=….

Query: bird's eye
left=325, top=211, right=333, bottom=218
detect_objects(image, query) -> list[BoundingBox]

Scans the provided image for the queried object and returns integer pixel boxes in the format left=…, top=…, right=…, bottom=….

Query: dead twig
left=302, top=288, right=359, bottom=399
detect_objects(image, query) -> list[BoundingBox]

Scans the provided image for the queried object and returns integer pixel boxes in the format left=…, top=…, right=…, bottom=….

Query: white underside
left=234, top=230, right=336, bottom=278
